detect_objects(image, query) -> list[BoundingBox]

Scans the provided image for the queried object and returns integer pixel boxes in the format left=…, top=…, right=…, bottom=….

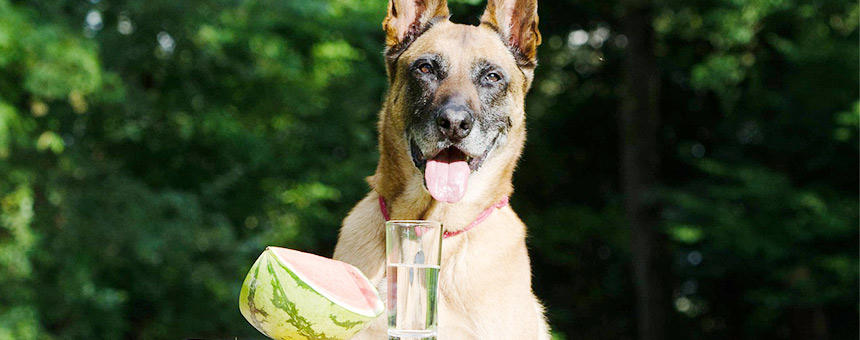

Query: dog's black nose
left=436, top=105, right=474, bottom=141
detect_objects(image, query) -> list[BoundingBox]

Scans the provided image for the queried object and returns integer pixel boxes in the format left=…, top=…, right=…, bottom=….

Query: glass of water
left=385, top=220, right=442, bottom=340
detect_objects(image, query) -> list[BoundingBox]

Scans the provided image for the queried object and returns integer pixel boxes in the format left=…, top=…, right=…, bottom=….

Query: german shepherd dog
left=333, top=0, right=549, bottom=338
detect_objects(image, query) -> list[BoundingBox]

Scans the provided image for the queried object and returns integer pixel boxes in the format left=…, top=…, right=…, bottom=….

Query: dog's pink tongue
left=425, top=154, right=470, bottom=203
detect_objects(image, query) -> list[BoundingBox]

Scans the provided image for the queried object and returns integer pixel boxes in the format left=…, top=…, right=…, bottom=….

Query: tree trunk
left=790, top=306, right=829, bottom=340
left=618, top=1, right=667, bottom=340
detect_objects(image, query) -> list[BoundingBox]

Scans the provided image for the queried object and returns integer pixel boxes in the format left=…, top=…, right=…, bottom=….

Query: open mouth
left=410, top=142, right=485, bottom=172
left=410, top=141, right=490, bottom=203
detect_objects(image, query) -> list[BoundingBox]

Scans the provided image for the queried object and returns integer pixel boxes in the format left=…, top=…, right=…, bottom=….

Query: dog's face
left=397, top=23, right=527, bottom=203
left=377, top=0, right=540, bottom=204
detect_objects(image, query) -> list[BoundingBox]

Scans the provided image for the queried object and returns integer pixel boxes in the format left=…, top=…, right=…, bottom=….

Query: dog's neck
left=373, top=185, right=509, bottom=234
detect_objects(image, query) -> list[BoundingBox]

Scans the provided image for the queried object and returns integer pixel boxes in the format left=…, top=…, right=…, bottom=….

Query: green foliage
left=518, top=0, right=857, bottom=336
left=0, top=181, right=41, bottom=340
left=663, top=161, right=857, bottom=337
left=0, top=0, right=386, bottom=337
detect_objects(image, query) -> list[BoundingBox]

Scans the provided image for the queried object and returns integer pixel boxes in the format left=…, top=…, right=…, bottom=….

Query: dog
left=332, top=0, right=549, bottom=338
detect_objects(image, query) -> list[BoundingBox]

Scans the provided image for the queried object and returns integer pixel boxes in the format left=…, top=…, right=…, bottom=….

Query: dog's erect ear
left=383, top=0, right=449, bottom=54
left=480, top=0, right=541, bottom=68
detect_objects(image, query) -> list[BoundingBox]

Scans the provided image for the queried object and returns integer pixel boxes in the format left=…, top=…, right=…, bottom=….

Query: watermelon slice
left=239, top=247, right=384, bottom=340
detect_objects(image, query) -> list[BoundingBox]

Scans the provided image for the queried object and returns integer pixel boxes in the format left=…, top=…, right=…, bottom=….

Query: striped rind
left=239, top=247, right=382, bottom=340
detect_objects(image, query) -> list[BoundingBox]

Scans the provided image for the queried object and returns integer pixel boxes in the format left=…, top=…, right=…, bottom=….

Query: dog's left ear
left=480, top=0, right=541, bottom=69
left=383, top=0, right=450, bottom=58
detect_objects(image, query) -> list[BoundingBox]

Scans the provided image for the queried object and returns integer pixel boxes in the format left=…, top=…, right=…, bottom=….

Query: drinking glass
left=385, top=220, right=442, bottom=340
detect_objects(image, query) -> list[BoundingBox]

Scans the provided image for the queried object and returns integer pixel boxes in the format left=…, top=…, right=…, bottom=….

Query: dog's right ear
left=383, top=0, right=449, bottom=57
left=480, top=0, right=541, bottom=69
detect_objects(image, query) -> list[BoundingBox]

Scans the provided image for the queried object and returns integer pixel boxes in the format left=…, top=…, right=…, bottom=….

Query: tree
left=617, top=0, right=668, bottom=338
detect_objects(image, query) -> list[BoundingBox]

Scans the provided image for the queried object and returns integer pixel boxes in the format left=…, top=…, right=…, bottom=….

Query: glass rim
left=385, top=219, right=441, bottom=227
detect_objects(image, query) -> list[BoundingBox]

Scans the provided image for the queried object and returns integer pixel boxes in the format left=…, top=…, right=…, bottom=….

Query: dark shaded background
left=0, top=0, right=857, bottom=339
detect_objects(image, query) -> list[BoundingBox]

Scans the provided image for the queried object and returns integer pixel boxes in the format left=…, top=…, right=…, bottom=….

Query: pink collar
left=378, top=195, right=509, bottom=239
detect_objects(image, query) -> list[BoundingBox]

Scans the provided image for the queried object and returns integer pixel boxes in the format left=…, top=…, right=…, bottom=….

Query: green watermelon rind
left=239, top=247, right=383, bottom=340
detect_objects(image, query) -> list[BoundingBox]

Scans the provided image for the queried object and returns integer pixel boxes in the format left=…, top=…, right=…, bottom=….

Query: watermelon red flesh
left=270, top=247, right=381, bottom=316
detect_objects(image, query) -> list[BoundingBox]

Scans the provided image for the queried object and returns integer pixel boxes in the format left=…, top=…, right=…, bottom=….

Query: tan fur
left=334, top=2, right=548, bottom=338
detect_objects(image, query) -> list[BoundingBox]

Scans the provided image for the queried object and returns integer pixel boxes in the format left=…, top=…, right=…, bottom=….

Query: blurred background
left=0, top=0, right=857, bottom=339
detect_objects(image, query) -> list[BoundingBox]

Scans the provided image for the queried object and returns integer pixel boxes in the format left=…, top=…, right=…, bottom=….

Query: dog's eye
left=417, top=63, right=434, bottom=75
left=485, top=72, right=501, bottom=83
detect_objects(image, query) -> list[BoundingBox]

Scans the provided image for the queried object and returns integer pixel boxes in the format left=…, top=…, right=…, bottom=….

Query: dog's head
left=375, top=0, right=540, bottom=204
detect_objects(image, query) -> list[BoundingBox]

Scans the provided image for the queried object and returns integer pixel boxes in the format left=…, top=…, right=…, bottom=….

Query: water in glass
left=386, top=263, right=439, bottom=339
